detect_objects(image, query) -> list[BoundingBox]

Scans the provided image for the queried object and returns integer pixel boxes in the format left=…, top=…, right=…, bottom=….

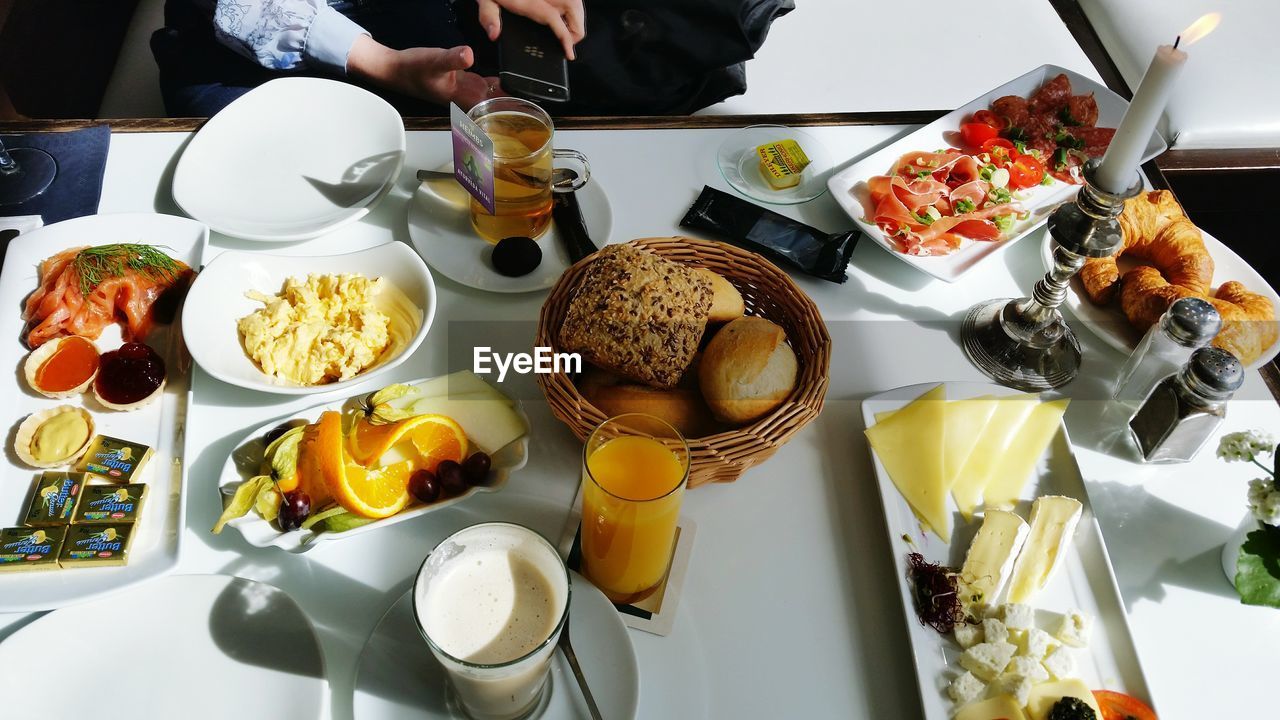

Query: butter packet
left=756, top=138, right=811, bottom=190
left=75, top=436, right=154, bottom=483
left=73, top=484, right=147, bottom=525
left=24, top=471, right=85, bottom=527
left=0, top=526, right=67, bottom=572
left=59, top=523, right=134, bottom=567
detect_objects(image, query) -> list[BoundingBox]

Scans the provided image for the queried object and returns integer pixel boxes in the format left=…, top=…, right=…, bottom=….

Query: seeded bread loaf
left=559, top=244, right=712, bottom=388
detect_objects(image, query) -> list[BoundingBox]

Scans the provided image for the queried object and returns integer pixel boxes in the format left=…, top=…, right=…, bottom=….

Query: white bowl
left=172, top=77, right=405, bottom=242
left=182, top=242, right=435, bottom=395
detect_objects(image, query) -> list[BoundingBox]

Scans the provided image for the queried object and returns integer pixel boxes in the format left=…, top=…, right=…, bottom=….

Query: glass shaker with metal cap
left=1128, top=346, right=1244, bottom=463
left=1113, top=297, right=1222, bottom=404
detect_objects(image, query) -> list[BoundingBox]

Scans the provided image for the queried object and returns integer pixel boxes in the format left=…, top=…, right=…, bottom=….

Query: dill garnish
left=70, top=244, right=182, bottom=297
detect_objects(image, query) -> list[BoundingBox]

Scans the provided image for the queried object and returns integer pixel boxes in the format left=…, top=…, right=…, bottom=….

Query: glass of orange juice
left=581, top=413, right=689, bottom=604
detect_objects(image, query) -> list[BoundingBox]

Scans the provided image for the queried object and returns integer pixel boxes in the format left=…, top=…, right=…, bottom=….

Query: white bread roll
left=698, top=317, right=797, bottom=425
left=692, top=268, right=745, bottom=323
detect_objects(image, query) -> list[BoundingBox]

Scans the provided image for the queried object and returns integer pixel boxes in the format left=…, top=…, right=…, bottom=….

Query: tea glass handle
left=0, top=137, right=18, bottom=176
left=551, top=149, right=590, bottom=193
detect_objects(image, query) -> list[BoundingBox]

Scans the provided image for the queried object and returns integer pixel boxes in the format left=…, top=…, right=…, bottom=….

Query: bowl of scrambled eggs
left=182, top=242, right=435, bottom=395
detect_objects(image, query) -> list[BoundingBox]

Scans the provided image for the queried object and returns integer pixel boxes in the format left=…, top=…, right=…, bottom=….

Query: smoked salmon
left=23, top=244, right=192, bottom=348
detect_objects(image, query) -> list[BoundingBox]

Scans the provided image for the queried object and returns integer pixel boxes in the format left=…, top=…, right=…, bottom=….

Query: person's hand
left=476, top=0, right=585, bottom=60
left=348, top=37, right=503, bottom=110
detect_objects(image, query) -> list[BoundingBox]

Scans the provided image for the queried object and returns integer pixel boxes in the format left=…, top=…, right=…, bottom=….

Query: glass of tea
left=581, top=413, right=689, bottom=604
left=466, top=97, right=590, bottom=242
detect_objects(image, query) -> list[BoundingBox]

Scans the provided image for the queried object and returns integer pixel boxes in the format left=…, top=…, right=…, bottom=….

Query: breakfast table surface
left=2, top=122, right=1278, bottom=720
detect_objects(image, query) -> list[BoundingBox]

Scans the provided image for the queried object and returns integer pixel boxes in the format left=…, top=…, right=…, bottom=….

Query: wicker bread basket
left=536, top=236, right=831, bottom=488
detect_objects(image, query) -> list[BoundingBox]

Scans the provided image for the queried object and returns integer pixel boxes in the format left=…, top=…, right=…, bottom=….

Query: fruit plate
left=216, top=377, right=529, bottom=552
left=861, top=382, right=1155, bottom=719
left=827, top=64, right=1166, bottom=283
left=0, top=213, right=207, bottom=612
left=1042, top=227, right=1280, bottom=370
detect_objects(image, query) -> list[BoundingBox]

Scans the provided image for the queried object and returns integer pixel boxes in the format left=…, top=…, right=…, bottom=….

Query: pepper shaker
left=1113, top=297, right=1221, bottom=405
left=1127, top=347, right=1243, bottom=463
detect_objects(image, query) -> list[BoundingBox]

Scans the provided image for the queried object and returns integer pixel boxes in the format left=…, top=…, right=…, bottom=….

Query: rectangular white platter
left=861, top=381, right=1154, bottom=719
left=0, top=213, right=206, bottom=612
left=828, top=64, right=1166, bottom=283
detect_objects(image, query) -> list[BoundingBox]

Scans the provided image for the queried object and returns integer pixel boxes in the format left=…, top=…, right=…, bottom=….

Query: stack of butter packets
left=1, top=457, right=148, bottom=573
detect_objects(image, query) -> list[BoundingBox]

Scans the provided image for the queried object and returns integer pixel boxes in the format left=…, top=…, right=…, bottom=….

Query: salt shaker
left=1113, top=297, right=1221, bottom=404
left=1128, top=347, right=1243, bottom=463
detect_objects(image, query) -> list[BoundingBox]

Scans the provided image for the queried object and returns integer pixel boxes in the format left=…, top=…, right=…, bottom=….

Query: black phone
left=498, top=10, right=570, bottom=102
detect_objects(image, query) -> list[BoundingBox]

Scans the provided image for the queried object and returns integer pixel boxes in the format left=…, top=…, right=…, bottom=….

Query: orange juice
left=581, top=435, right=687, bottom=603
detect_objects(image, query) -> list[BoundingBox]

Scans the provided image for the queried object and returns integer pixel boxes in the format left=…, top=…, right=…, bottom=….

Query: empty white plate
left=173, top=77, right=405, bottom=242
left=182, top=241, right=435, bottom=395
left=354, top=571, right=638, bottom=719
left=0, top=574, right=327, bottom=720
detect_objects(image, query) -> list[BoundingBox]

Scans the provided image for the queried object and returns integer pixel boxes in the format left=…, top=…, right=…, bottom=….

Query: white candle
left=1093, top=45, right=1186, bottom=194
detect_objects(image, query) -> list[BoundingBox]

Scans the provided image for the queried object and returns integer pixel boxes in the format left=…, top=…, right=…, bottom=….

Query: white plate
left=172, top=77, right=405, bottom=242
left=1042, top=228, right=1280, bottom=370
left=0, top=213, right=205, bottom=613
left=353, top=571, right=638, bottom=720
left=862, top=382, right=1154, bottom=720
left=182, top=242, right=435, bottom=395
left=407, top=174, right=612, bottom=293
left=715, top=125, right=833, bottom=204
left=828, top=64, right=1167, bottom=283
left=0, top=574, right=327, bottom=720
left=217, top=376, right=529, bottom=552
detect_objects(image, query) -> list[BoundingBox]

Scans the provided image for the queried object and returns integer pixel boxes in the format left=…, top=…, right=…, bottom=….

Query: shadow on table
left=152, top=132, right=191, bottom=217
left=208, top=576, right=326, bottom=679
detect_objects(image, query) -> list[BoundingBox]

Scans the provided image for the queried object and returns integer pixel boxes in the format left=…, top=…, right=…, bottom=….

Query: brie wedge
left=959, top=509, right=1030, bottom=611
left=1005, top=495, right=1083, bottom=603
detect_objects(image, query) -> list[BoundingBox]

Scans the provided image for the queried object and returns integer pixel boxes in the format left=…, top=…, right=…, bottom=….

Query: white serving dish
left=172, top=77, right=405, bottom=242
left=828, top=64, right=1167, bottom=283
left=407, top=171, right=613, bottom=293
left=0, top=213, right=206, bottom=612
left=861, top=382, right=1155, bottom=719
left=1043, top=228, right=1280, bottom=370
left=182, top=242, right=435, bottom=395
left=0, top=574, right=327, bottom=719
left=217, top=377, right=529, bottom=552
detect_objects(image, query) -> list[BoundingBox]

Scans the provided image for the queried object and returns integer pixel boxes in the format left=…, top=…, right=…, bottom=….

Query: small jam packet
left=450, top=102, right=495, bottom=214
left=24, top=471, right=85, bottom=526
left=59, top=523, right=135, bottom=567
left=0, top=526, right=67, bottom=572
left=73, top=484, right=147, bottom=524
left=75, top=435, right=153, bottom=483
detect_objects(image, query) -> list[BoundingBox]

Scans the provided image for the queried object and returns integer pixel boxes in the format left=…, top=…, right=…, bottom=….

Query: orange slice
left=405, top=415, right=467, bottom=472
left=336, top=459, right=416, bottom=519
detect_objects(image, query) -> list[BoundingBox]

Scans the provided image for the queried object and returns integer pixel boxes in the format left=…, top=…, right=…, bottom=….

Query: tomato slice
left=979, top=137, right=1016, bottom=167
left=971, top=109, right=1006, bottom=129
left=1008, top=155, right=1046, bottom=189
left=1093, top=690, right=1157, bottom=720
left=961, top=122, right=999, bottom=149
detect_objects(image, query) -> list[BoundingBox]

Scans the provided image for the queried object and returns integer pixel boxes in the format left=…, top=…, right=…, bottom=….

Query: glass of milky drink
left=467, top=97, right=590, bottom=243
left=413, top=522, right=570, bottom=720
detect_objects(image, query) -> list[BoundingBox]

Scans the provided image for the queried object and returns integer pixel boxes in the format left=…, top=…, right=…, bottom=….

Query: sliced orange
left=294, top=420, right=334, bottom=507
left=348, top=415, right=415, bottom=466
left=405, top=415, right=467, bottom=472
left=335, top=459, right=416, bottom=519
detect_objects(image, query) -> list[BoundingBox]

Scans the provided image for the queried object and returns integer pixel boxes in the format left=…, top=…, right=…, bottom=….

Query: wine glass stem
left=0, top=138, right=18, bottom=175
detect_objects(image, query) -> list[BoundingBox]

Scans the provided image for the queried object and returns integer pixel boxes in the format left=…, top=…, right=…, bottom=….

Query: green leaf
left=213, top=476, right=271, bottom=534
left=1235, top=526, right=1280, bottom=608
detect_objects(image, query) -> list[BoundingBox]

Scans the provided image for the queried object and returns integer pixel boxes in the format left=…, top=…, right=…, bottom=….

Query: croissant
left=1080, top=190, right=1214, bottom=305
left=1119, top=266, right=1198, bottom=332
left=1209, top=282, right=1279, bottom=365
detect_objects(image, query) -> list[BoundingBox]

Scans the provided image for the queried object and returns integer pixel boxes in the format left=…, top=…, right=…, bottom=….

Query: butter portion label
left=25, top=472, right=85, bottom=526
left=73, top=484, right=147, bottom=525
left=0, top=526, right=66, bottom=571
left=75, top=435, right=154, bottom=483
left=59, top=523, right=134, bottom=567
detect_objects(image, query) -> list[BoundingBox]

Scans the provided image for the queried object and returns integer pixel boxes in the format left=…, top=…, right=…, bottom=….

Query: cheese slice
left=1025, top=679, right=1102, bottom=720
left=958, top=509, right=1029, bottom=610
left=951, top=396, right=1039, bottom=519
left=865, top=385, right=950, bottom=540
left=954, top=694, right=1029, bottom=720
left=875, top=396, right=998, bottom=491
left=983, top=399, right=1070, bottom=510
left=1005, top=495, right=1083, bottom=603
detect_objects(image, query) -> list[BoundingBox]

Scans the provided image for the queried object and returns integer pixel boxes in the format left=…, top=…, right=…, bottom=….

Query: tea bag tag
left=450, top=103, right=495, bottom=214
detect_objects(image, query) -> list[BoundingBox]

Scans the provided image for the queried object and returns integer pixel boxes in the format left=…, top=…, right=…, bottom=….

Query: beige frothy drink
left=414, top=523, right=569, bottom=720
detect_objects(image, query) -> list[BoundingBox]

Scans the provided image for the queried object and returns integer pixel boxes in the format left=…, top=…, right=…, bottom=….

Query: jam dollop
left=94, top=343, right=166, bottom=405
left=35, top=336, right=100, bottom=393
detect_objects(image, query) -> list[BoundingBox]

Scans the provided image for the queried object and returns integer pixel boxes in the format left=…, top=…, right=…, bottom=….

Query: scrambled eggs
left=238, top=274, right=391, bottom=385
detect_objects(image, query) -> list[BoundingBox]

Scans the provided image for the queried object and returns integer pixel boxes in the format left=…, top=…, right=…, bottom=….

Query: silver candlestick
left=960, top=159, right=1143, bottom=391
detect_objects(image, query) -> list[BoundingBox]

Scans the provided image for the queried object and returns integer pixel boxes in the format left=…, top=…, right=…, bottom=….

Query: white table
left=2, top=125, right=1278, bottom=719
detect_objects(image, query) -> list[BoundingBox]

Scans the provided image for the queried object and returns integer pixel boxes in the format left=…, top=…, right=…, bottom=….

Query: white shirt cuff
left=306, top=6, right=369, bottom=74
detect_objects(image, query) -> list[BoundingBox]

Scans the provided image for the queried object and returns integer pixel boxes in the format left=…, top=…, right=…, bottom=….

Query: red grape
left=436, top=460, right=467, bottom=495
left=462, top=452, right=492, bottom=485
left=278, top=491, right=311, bottom=531
left=409, top=469, right=440, bottom=503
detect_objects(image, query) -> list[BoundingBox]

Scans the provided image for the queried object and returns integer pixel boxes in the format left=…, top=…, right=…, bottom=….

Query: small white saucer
left=406, top=174, right=612, bottom=294
left=353, top=571, right=638, bottom=720
left=716, top=125, right=833, bottom=205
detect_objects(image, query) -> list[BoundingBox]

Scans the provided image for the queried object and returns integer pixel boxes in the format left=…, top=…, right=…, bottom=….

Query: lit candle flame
left=1178, top=12, right=1221, bottom=47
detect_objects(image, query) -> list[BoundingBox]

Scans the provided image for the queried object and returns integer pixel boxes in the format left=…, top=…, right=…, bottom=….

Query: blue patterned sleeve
left=212, top=0, right=368, bottom=73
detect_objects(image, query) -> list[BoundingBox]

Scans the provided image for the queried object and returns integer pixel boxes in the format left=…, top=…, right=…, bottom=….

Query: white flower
left=1217, top=430, right=1276, bottom=463
left=1247, top=477, right=1280, bottom=526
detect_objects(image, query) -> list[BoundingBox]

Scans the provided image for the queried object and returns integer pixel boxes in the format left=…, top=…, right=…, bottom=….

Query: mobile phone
left=498, top=10, right=570, bottom=102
